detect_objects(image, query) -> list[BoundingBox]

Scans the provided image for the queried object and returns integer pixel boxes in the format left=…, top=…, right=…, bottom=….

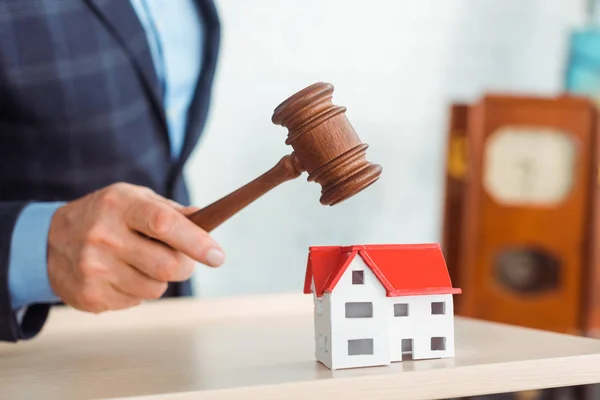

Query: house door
left=401, top=338, right=413, bottom=360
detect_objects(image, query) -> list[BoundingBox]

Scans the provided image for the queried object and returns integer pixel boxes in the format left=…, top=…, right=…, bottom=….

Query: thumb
left=164, top=199, right=200, bottom=216
left=178, top=205, right=201, bottom=216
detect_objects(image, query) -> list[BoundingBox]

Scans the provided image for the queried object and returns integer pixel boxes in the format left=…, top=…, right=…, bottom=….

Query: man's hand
left=47, top=182, right=225, bottom=313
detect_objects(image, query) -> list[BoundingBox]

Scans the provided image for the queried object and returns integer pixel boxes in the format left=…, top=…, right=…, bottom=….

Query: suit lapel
left=83, top=0, right=221, bottom=172
left=83, top=0, right=168, bottom=136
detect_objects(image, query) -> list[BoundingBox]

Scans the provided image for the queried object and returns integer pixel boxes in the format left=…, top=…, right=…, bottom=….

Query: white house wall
left=312, top=279, right=333, bottom=369
left=329, top=256, right=389, bottom=370
left=387, top=293, right=455, bottom=361
left=311, top=256, right=457, bottom=370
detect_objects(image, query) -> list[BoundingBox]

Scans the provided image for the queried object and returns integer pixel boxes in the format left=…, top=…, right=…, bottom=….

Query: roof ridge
left=357, top=249, right=395, bottom=293
left=309, top=243, right=441, bottom=253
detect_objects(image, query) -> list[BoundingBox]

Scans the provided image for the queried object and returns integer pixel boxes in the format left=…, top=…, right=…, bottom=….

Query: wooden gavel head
left=271, top=82, right=382, bottom=206
left=187, top=82, right=383, bottom=233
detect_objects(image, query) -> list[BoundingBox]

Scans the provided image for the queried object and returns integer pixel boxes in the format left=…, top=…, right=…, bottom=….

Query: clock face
left=483, top=126, right=578, bottom=206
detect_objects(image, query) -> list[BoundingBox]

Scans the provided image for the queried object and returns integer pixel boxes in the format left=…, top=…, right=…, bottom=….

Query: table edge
left=105, top=353, right=600, bottom=400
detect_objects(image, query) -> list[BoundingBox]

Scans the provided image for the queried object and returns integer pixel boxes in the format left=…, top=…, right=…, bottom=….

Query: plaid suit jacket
left=0, top=0, right=221, bottom=341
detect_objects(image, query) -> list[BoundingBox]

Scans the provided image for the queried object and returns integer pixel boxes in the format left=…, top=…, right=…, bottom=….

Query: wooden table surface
left=1, top=292, right=600, bottom=400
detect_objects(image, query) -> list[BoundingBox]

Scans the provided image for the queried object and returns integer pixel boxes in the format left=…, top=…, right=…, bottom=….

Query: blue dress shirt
left=8, top=0, right=204, bottom=311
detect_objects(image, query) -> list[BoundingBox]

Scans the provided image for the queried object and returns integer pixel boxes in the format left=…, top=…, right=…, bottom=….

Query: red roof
left=303, top=243, right=462, bottom=297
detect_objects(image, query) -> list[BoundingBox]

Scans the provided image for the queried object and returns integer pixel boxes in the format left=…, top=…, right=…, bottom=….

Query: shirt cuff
left=8, top=202, right=65, bottom=310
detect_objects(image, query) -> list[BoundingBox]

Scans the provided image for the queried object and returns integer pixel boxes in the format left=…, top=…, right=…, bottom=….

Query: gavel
left=187, top=82, right=382, bottom=232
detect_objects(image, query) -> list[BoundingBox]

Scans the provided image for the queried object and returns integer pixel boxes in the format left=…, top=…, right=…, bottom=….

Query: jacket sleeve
left=0, top=202, right=54, bottom=342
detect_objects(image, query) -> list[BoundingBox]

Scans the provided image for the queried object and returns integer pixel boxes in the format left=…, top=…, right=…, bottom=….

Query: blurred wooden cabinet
left=441, top=93, right=600, bottom=337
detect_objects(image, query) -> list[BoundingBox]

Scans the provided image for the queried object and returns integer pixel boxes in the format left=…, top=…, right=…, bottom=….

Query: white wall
left=388, top=293, right=455, bottom=361
left=323, top=255, right=455, bottom=368
left=313, top=288, right=332, bottom=369
left=185, top=0, right=587, bottom=297
left=329, top=256, right=389, bottom=369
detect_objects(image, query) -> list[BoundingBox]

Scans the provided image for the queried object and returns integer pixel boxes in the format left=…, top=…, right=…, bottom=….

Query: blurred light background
left=185, top=0, right=588, bottom=298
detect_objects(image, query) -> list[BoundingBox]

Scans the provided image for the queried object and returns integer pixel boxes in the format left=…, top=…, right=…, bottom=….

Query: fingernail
left=206, top=248, right=225, bottom=267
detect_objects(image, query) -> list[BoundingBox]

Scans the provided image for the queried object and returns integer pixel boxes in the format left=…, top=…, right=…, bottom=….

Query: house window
left=345, top=302, right=373, bottom=318
left=431, top=337, right=446, bottom=351
left=352, top=270, right=364, bottom=284
left=431, top=301, right=446, bottom=315
left=394, top=303, right=409, bottom=317
left=348, top=338, right=374, bottom=355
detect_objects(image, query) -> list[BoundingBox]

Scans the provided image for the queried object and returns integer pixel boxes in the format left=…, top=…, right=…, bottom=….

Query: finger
left=78, top=245, right=169, bottom=303
left=118, top=230, right=198, bottom=281
left=123, top=198, right=225, bottom=267
left=132, top=187, right=200, bottom=218
left=104, top=285, right=144, bottom=311
left=75, top=283, right=142, bottom=313
left=108, top=256, right=169, bottom=299
left=155, top=197, right=200, bottom=216
left=138, top=188, right=185, bottom=210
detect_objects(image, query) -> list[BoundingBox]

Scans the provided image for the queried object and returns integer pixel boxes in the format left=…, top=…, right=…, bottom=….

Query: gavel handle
left=187, top=152, right=305, bottom=232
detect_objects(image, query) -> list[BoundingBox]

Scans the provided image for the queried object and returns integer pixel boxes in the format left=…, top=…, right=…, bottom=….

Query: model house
left=303, top=243, right=462, bottom=370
